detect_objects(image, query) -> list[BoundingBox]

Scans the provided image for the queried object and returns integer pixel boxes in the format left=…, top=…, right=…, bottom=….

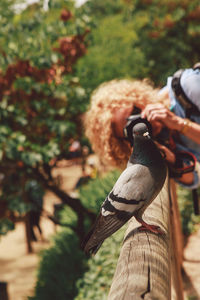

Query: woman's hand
left=141, top=103, right=183, bottom=131
left=142, top=103, right=200, bottom=145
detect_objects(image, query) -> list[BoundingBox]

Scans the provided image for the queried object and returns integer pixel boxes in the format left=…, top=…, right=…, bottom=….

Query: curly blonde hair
left=84, top=79, right=169, bottom=169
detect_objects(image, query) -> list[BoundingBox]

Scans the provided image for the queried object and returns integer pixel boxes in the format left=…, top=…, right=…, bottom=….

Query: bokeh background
left=0, top=0, right=200, bottom=299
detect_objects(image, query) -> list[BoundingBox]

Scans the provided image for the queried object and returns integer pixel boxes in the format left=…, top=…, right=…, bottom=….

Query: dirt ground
left=0, top=162, right=200, bottom=300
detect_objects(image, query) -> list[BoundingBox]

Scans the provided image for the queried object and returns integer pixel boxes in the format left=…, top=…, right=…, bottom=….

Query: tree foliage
left=76, top=14, right=146, bottom=92
left=76, top=0, right=200, bottom=91
left=129, top=0, right=200, bottom=83
left=177, top=186, right=200, bottom=236
left=0, top=0, right=96, bottom=237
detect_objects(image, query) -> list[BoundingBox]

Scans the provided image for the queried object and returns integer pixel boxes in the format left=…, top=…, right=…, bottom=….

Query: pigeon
left=82, top=121, right=167, bottom=255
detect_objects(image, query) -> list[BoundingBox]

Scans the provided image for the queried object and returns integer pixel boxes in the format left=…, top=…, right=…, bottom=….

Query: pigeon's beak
left=143, top=131, right=150, bottom=138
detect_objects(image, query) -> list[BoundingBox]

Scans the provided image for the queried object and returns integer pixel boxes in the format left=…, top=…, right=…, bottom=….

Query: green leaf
left=0, top=219, right=15, bottom=235
left=21, top=152, right=42, bottom=166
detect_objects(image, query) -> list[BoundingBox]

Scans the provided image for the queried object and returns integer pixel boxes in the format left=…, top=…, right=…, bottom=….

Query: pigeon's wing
left=82, top=164, right=156, bottom=255
left=110, top=163, right=157, bottom=209
left=82, top=212, right=129, bottom=255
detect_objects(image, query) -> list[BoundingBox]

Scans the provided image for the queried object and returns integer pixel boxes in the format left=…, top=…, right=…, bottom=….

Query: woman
left=84, top=65, right=200, bottom=189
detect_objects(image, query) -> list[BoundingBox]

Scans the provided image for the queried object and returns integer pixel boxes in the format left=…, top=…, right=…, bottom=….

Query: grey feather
left=82, top=122, right=167, bottom=255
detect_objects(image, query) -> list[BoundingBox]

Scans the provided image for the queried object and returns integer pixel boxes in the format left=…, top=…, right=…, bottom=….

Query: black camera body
left=123, top=114, right=152, bottom=145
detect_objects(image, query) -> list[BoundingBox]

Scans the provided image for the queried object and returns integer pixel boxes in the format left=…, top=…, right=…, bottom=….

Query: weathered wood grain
left=108, top=175, right=172, bottom=300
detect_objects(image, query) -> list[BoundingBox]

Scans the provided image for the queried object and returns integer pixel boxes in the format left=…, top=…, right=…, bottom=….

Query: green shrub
left=75, top=227, right=126, bottom=300
left=177, top=186, right=200, bottom=236
left=79, top=169, right=121, bottom=214
left=29, top=229, right=87, bottom=300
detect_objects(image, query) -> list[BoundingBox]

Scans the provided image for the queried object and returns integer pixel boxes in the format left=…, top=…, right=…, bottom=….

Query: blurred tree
left=128, top=0, right=200, bottom=84
left=0, top=0, right=96, bottom=239
left=80, top=0, right=125, bottom=19
left=76, top=14, right=146, bottom=92
left=76, top=0, right=200, bottom=91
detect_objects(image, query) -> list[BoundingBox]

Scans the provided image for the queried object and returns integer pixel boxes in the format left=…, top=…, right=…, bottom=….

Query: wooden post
left=0, top=281, right=9, bottom=300
left=108, top=175, right=184, bottom=300
left=169, top=180, right=184, bottom=300
left=108, top=175, right=171, bottom=300
left=108, top=174, right=178, bottom=300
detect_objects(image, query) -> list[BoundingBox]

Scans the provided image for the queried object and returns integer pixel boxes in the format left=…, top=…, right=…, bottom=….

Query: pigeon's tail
left=82, top=213, right=128, bottom=255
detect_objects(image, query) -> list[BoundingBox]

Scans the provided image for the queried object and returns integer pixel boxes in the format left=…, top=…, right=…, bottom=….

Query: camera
left=123, top=114, right=152, bottom=145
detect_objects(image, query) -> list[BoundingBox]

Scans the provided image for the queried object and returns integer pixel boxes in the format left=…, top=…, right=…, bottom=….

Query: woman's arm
left=141, top=103, right=200, bottom=145
left=142, top=103, right=200, bottom=185
left=111, top=104, right=197, bottom=186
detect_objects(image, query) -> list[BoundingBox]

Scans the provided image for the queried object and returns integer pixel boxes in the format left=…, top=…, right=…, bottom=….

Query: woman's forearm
left=177, top=117, right=200, bottom=145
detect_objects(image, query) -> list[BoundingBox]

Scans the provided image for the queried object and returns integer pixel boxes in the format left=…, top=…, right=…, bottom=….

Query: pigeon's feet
left=138, top=222, right=164, bottom=235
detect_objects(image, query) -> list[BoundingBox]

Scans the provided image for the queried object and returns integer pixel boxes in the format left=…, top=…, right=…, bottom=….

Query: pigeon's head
left=132, top=122, right=150, bottom=138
